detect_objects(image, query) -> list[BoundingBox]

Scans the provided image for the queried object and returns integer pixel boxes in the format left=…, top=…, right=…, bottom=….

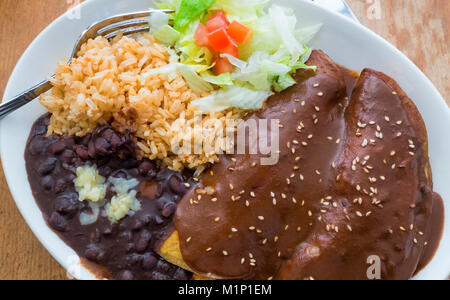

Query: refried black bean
left=25, top=114, right=195, bottom=280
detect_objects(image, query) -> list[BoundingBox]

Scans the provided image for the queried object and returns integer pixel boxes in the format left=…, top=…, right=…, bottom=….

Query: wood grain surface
left=0, top=0, right=448, bottom=280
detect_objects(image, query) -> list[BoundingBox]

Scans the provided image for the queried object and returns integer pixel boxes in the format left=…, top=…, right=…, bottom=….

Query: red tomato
left=213, top=57, right=233, bottom=75
left=211, top=10, right=230, bottom=25
left=194, top=23, right=210, bottom=47
left=206, top=10, right=230, bottom=33
left=227, top=20, right=253, bottom=44
left=220, top=39, right=239, bottom=58
left=207, top=28, right=233, bottom=52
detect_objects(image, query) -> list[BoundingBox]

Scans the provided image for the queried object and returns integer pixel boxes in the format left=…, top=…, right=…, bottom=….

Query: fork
left=0, top=9, right=174, bottom=120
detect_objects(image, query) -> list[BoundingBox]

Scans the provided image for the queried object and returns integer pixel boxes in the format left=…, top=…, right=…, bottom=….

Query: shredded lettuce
left=192, top=85, right=273, bottom=112
left=176, top=63, right=214, bottom=93
left=201, top=72, right=233, bottom=86
left=153, top=25, right=181, bottom=45
left=152, top=0, right=322, bottom=112
left=173, top=0, right=216, bottom=30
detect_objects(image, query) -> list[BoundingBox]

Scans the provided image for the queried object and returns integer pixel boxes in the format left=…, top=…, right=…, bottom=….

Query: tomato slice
left=227, top=20, right=253, bottom=44
left=206, top=10, right=230, bottom=33
left=194, top=23, right=210, bottom=47
left=211, top=10, right=230, bottom=25
left=213, top=57, right=234, bottom=75
left=207, top=28, right=233, bottom=52
left=220, top=39, right=239, bottom=58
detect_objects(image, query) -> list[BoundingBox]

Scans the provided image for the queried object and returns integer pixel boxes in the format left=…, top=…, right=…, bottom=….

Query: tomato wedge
left=227, top=20, right=253, bottom=44
left=220, top=39, right=239, bottom=58
left=194, top=23, right=210, bottom=47
left=207, top=28, right=233, bottom=52
left=206, top=10, right=230, bottom=33
left=213, top=57, right=234, bottom=75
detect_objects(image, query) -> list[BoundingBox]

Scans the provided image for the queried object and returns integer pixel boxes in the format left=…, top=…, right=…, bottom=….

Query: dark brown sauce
left=416, top=192, right=445, bottom=273
left=175, top=50, right=444, bottom=280
left=338, top=65, right=360, bottom=98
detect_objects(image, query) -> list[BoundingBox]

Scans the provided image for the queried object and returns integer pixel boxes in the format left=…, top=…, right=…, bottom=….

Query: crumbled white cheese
left=74, top=165, right=107, bottom=203
left=73, top=165, right=141, bottom=223
left=105, top=177, right=141, bottom=222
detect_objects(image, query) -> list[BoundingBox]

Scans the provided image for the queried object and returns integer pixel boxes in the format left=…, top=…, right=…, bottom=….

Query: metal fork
left=0, top=9, right=174, bottom=120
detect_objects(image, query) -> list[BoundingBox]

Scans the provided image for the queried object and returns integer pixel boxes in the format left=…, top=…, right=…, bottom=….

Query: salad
left=145, top=0, right=322, bottom=112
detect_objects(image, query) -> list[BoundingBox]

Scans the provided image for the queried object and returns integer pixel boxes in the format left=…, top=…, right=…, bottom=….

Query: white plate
left=1, top=0, right=449, bottom=280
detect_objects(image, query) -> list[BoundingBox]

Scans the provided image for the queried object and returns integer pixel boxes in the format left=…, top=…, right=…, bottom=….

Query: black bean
left=84, top=244, right=106, bottom=262
left=54, top=179, right=68, bottom=194
left=139, top=160, right=154, bottom=176
left=101, top=129, right=115, bottom=141
left=75, top=145, right=89, bottom=160
left=110, top=133, right=123, bottom=148
left=128, top=168, right=139, bottom=177
left=173, top=269, right=190, bottom=280
left=41, top=176, right=54, bottom=191
left=139, top=214, right=153, bottom=225
left=37, top=157, right=57, bottom=176
left=120, top=270, right=134, bottom=280
left=156, top=260, right=172, bottom=273
left=50, top=141, right=66, bottom=154
left=120, top=230, right=133, bottom=242
left=154, top=216, right=164, bottom=225
left=126, top=243, right=136, bottom=253
left=54, top=193, right=78, bottom=215
left=60, top=150, right=75, bottom=165
left=168, top=175, right=186, bottom=195
left=131, top=219, right=144, bottom=231
left=49, top=212, right=68, bottom=232
left=162, top=202, right=177, bottom=218
left=150, top=271, right=171, bottom=281
left=136, top=230, right=152, bottom=253
left=34, top=125, right=47, bottom=136
left=98, top=165, right=112, bottom=177
left=142, top=254, right=158, bottom=270
left=88, top=141, right=96, bottom=158
left=81, top=134, right=91, bottom=146
left=29, top=136, right=47, bottom=155
left=94, top=137, right=111, bottom=155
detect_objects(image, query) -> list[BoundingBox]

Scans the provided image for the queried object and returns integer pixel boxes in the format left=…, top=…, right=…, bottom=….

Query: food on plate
left=22, top=0, right=444, bottom=280
left=161, top=50, right=443, bottom=279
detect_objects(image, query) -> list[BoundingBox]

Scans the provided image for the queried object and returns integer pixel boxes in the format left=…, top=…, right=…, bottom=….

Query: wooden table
left=0, top=0, right=448, bottom=280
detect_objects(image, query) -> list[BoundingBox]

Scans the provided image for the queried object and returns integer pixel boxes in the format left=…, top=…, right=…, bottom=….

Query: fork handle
left=0, top=79, right=53, bottom=120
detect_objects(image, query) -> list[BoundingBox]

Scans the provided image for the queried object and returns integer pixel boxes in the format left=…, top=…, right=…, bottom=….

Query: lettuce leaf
left=191, top=85, right=273, bottom=112
left=173, top=0, right=216, bottom=30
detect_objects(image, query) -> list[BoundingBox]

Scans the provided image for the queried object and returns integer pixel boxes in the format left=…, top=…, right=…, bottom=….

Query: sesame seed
left=186, top=237, right=192, bottom=243
left=250, top=192, right=256, bottom=198
left=385, top=116, right=390, bottom=122
left=223, top=251, right=228, bottom=256
left=214, top=217, right=220, bottom=222
left=184, top=183, right=191, bottom=188
left=313, top=83, right=320, bottom=88
left=206, top=247, right=212, bottom=252
left=317, top=92, right=324, bottom=97
left=231, top=228, right=238, bottom=232
left=258, top=216, right=265, bottom=221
